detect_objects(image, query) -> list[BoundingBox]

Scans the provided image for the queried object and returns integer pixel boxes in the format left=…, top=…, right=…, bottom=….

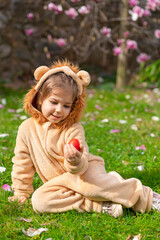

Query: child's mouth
left=52, top=114, right=61, bottom=120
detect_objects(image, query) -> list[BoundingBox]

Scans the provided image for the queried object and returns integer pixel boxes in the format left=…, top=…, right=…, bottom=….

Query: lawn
left=0, top=84, right=160, bottom=239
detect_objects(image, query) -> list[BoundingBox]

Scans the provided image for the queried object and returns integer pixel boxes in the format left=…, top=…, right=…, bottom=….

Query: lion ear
left=34, top=66, right=49, bottom=81
left=77, top=70, right=91, bottom=87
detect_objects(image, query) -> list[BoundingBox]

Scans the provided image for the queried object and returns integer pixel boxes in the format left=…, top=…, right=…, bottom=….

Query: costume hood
left=24, top=60, right=91, bottom=130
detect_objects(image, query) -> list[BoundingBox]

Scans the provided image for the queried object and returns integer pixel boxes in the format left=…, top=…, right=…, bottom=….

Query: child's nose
left=55, top=104, right=62, bottom=113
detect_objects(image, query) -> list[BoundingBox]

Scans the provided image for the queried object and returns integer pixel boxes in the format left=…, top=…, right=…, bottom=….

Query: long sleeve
left=11, top=124, right=36, bottom=198
left=64, top=123, right=89, bottom=175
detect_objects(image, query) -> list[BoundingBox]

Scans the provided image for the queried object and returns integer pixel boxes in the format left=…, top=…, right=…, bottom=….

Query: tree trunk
left=116, top=0, right=128, bottom=88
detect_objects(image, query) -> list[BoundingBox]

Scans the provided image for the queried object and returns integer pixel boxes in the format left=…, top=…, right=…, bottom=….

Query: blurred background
left=0, top=0, right=160, bottom=89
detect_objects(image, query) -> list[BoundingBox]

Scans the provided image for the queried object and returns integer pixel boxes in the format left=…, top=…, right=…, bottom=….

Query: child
left=8, top=60, right=160, bottom=218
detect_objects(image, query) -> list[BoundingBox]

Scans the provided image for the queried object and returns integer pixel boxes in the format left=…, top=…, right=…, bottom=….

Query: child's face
left=41, top=87, right=73, bottom=123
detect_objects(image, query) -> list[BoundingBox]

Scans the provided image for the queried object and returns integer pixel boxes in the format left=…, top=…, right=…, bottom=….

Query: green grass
left=0, top=84, right=160, bottom=239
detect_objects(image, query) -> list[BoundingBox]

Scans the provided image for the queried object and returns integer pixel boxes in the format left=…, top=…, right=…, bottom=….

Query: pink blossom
left=117, top=39, right=124, bottom=45
left=43, top=5, right=48, bottom=10
left=65, top=8, right=78, bottom=19
left=87, top=5, right=91, bottom=11
left=143, top=9, right=151, bottom=16
left=46, top=52, right=51, bottom=59
left=126, top=39, right=137, bottom=50
left=147, top=0, right=160, bottom=11
left=2, top=184, right=11, bottom=191
left=155, top=29, right=160, bottom=39
left=136, top=53, right=151, bottom=63
left=133, top=6, right=144, bottom=17
left=25, top=28, right=34, bottom=36
left=113, top=46, right=122, bottom=56
left=78, top=6, right=90, bottom=14
left=47, top=34, right=52, bottom=42
left=27, top=13, right=34, bottom=20
left=54, top=5, right=63, bottom=14
left=110, top=129, right=120, bottom=133
left=124, top=31, right=130, bottom=37
left=100, top=27, right=111, bottom=37
left=142, top=21, right=148, bottom=27
left=128, top=0, right=139, bottom=7
left=55, top=38, right=66, bottom=47
left=135, top=145, right=146, bottom=151
left=129, top=6, right=145, bottom=21
left=48, top=3, right=56, bottom=11
left=48, top=3, right=62, bottom=13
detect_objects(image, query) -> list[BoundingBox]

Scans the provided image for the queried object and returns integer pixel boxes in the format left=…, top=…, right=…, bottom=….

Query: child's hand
left=64, top=143, right=82, bottom=165
left=8, top=195, right=28, bottom=204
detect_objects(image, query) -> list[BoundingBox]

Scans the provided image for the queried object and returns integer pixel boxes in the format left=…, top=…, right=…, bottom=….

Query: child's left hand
left=64, top=144, right=82, bottom=166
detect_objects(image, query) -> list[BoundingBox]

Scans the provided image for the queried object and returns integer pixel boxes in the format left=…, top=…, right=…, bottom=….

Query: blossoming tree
left=26, top=0, right=160, bottom=87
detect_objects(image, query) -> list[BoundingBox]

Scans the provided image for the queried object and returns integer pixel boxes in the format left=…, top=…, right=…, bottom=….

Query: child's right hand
left=8, top=195, right=28, bottom=204
left=64, top=143, right=82, bottom=165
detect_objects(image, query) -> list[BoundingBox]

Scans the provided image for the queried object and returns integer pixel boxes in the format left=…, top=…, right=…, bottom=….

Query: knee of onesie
left=31, top=190, right=45, bottom=213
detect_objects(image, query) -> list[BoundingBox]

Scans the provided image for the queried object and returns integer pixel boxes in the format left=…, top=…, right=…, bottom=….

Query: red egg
left=69, top=139, right=80, bottom=151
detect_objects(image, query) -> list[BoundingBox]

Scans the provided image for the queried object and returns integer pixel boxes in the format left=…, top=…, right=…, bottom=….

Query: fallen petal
left=150, top=133, right=155, bottom=137
left=136, top=118, right=142, bottom=122
left=101, top=119, right=109, bottom=123
left=152, top=116, right=159, bottom=121
left=8, top=109, right=16, bottom=113
left=84, top=236, right=92, bottom=240
left=2, top=147, right=8, bottom=150
left=1, top=98, right=7, bottom=105
left=0, top=134, right=9, bottom=138
left=93, top=111, right=99, bottom=115
left=97, top=149, right=104, bottom=152
left=22, top=228, right=48, bottom=237
left=2, top=184, right=11, bottom=191
left=0, top=104, right=5, bottom=109
left=0, top=167, right=6, bottom=173
left=95, top=104, right=102, bottom=110
left=131, top=124, right=138, bottom=131
left=20, top=116, right=28, bottom=120
left=16, top=108, right=23, bottom=113
left=135, top=165, right=144, bottom=171
left=133, top=234, right=141, bottom=240
left=135, top=145, right=146, bottom=151
left=15, top=217, right=32, bottom=222
left=126, top=234, right=141, bottom=240
left=110, top=129, right=120, bottom=133
left=125, top=95, right=131, bottom=99
left=119, top=120, right=127, bottom=124
left=91, top=114, right=96, bottom=120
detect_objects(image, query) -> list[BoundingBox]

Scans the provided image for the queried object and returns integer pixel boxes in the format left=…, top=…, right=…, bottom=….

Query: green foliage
left=138, top=59, right=160, bottom=87
left=0, top=86, right=160, bottom=239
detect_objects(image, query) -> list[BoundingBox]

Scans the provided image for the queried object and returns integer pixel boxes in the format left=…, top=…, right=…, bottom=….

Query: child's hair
left=24, top=59, right=88, bottom=130
left=36, top=72, right=78, bottom=111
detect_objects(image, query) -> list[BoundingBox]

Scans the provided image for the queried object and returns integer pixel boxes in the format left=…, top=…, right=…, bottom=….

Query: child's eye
left=50, top=101, right=57, bottom=105
left=64, top=105, right=70, bottom=108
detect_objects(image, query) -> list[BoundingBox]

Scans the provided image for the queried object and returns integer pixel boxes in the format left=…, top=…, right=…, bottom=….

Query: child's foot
left=102, top=202, right=123, bottom=218
left=152, top=192, right=160, bottom=212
